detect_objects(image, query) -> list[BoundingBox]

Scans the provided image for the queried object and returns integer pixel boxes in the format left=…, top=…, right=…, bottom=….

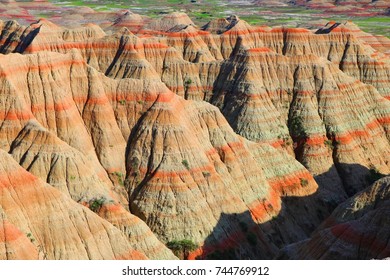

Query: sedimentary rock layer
left=0, top=47, right=323, bottom=259
left=125, top=86, right=321, bottom=258
left=0, top=12, right=389, bottom=259
left=279, top=176, right=390, bottom=259
left=0, top=150, right=147, bottom=260
left=0, top=50, right=177, bottom=260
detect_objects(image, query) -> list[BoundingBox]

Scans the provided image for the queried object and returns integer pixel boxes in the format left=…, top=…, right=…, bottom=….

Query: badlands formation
left=0, top=3, right=390, bottom=259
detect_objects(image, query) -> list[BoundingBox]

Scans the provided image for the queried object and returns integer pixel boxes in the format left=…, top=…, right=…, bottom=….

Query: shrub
left=166, top=239, right=198, bottom=260
left=114, top=172, right=124, bottom=186
left=185, top=78, right=192, bottom=85
left=324, top=139, right=333, bottom=149
left=27, top=232, right=35, bottom=243
left=300, top=178, right=309, bottom=187
left=181, top=159, right=190, bottom=170
left=89, top=197, right=105, bottom=213
left=279, top=135, right=292, bottom=147
left=289, top=114, right=306, bottom=139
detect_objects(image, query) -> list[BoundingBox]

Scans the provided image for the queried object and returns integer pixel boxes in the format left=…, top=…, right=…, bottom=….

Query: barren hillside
left=0, top=2, right=389, bottom=259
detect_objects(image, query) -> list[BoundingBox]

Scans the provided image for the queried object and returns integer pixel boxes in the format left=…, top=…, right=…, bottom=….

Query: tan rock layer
left=0, top=48, right=324, bottom=259
left=0, top=13, right=389, bottom=259
left=0, top=150, right=147, bottom=260
left=0, top=51, right=176, bottom=259
left=125, top=84, right=321, bottom=258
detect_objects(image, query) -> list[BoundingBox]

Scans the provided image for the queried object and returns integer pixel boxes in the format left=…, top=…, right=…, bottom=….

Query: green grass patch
left=48, top=1, right=388, bottom=37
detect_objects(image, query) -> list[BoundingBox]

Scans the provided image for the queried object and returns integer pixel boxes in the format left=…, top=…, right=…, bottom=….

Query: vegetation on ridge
left=166, top=239, right=198, bottom=260
left=89, top=197, right=106, bottom=213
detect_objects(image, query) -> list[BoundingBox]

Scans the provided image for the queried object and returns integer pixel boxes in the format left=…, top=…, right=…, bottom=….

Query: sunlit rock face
left=0, top=9, right=389, bottom=259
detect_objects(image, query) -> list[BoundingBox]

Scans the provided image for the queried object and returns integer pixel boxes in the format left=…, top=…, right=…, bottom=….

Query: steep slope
left=145, top=12, right=195, bottom=32
left=311, top=22, right=390, bottom=98
left=279, top=176, right=390, bottom=259
left=110, top=11, right=150, bottom=33
left=0, top=50, right=176, bottom=259
left=0, top=19, right=164, bottom=82
left=314, top=20, right=390, bottom=55
left=0, top=47, right=327, bottom=259
left=0, top=12, right=389, bottom=259
left=0, top=20, right=28, bottom=53
left=0, top=149, right=146, bottom=260
left=0, top=207, right=38, bottom=260
left=212, top=46, right=390, bottom=197
left=125, top=83, right=324, bottom=259
left=2, top=17, right=388, bottom=101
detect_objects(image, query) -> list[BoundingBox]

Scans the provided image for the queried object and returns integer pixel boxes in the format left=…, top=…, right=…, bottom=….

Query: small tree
left=289, top=114, right=306, bottom=139
left=113, top=171, right=124, bottom=186
left=166, top=239, right=197, bottom=260
left=181, top=159, right=190, bottom=170
left=89, top=197, right=105, bottom=213
left=185, top=78, right=192, bottom=85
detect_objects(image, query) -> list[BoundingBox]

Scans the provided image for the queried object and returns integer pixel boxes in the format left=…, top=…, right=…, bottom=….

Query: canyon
left=0, top=1, right=389, bottom=259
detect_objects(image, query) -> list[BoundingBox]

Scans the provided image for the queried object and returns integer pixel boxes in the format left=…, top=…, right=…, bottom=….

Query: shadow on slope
left=196, top=163, right=386, bottom=260
left=277, top=176, right=390, bottom=259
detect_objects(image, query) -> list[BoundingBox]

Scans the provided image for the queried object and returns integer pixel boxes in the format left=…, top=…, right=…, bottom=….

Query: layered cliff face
left=279, top=176, right=390, bottom=259
left=2, top=16, right=388, bottom=102
left=213, top=46, right=390, bottom=198
left=0, top=48, right=324, bottom=259
left=0, top=50, right=176, bottom=260
left=0, top=11, right=389, bottom=259
left=0, top=150, right=147, bottom=260
left=125, top=86, right=321, bottom=258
